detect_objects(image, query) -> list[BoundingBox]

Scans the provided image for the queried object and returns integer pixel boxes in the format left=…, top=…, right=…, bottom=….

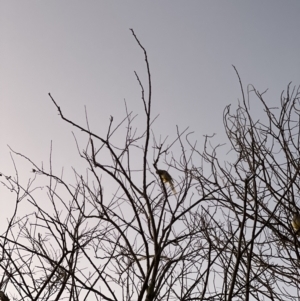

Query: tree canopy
left=1, top=30, right=300, bottom=301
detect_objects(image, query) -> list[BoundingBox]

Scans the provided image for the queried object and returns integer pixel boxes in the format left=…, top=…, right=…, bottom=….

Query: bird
left=0, top=291, right=10, bottom=301
left=291, top=213, right=300, bottom=233
left=156, top=169, right=176, bottom=194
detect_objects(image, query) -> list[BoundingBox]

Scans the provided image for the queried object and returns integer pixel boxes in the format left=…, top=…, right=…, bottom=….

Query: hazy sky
left=1, top=1, right=300, bottom=218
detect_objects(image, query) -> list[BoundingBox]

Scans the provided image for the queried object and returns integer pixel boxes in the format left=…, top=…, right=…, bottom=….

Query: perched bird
left=156, top=169, right=176, bottom=194
left=291, top=213, right=300, bottom=233
left=0, top=291, right=9, bottom=301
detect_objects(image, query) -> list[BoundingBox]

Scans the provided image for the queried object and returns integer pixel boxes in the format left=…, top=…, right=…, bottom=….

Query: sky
left=1, top=1, right=300, bottom=220
left=1, top=2, right=300, bottom=300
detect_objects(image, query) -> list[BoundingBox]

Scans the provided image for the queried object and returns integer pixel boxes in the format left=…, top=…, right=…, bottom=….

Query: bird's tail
left=170, top=182, right=177, bottom=195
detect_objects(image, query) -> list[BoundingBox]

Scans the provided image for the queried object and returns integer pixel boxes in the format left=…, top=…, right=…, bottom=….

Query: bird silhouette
left=0, top=291, right=10, bottom=301
left=291, top=213, right=300, bottom=233
left=156, top=169, right=176, bottom=194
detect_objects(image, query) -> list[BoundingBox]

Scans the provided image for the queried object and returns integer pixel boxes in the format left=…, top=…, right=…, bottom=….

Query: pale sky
left=1, top=1, right=300, bottom=216
left=1, top=3, right=300, bottom=300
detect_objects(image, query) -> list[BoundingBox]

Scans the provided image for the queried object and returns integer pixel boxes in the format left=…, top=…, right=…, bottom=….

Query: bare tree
left=1, top=30, right=300, bottom=301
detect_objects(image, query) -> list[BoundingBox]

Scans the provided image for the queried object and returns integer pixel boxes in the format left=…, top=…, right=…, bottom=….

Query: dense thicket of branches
left=1, top=30, right=300, bottom=301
